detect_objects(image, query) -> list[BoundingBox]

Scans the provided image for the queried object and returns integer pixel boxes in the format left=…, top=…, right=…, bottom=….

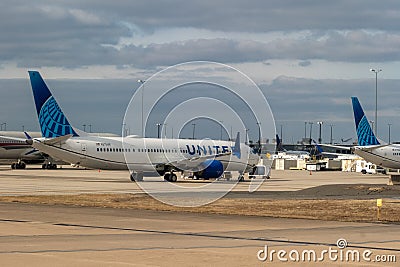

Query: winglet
left=276, top=134, right=283, bottom=152
left=233, top=132, right=241, bottom=159
left=24, top=131, right=32, bottom=140
left=351, top=97, right=380, bottom=146
left=312, top=139, right=324, bottom=154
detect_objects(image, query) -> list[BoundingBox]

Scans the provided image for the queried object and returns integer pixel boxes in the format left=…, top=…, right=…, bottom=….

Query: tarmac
left=0, top=165, right=391, bottom=195
left=0, top=165, right=399, bottom=266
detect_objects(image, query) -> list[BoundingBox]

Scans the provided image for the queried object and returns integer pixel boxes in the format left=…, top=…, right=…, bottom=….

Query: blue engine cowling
left=196, top=159, right=224, bottom=179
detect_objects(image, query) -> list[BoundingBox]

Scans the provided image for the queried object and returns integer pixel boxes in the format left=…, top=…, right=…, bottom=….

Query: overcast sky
left=1, top=1, right=400, bottom=143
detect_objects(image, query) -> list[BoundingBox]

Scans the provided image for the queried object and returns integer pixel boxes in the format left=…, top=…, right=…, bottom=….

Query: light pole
left=309, top=122, right=313, bottom=144
left=280, top=124, right=283, bottom=142
left=304, top=121, right=307, bottom=141
left=1, top=122, right=6, bottom=131
left=245, top=128, right=249, bottom=144
left=317, top=121, right=323, bottom=143
left=256, top=122, right=261, bottom=154
left=156, top=123, right=161, bottom=138
left=163, top=123, right=167, bottom=138
left=137, top=79, right=145, bottom=136
left=388, top=123, right=392, bottom=144
left=88, top=124, right=92, bottom=133
left=83, top=124, right=86, bottom=132
left=219, top=120, right=223, bottom=140
left=370, top=68, right=382, bottom=135
left=192, top=123, right=196, bottom=140
left=329, top=124, right=334, bottom=144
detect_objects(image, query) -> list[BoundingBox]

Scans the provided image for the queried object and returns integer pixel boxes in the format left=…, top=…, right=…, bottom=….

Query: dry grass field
left=1, top=192, right=399, bottom=223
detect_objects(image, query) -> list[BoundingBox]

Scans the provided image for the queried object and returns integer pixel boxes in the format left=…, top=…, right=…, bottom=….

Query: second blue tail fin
left=351, top=97, right=379, bottom=146
left=28, top=71, right=78, bottom=138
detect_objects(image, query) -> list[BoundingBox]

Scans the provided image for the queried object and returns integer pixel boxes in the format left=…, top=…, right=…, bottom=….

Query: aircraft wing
left=315, top=143, right=352, bottom=151
left=0, top=145, right=31, bottom=150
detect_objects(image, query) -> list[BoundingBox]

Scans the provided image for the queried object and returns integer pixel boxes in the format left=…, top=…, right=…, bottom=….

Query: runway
left=0, top=165, right=390, bottom=196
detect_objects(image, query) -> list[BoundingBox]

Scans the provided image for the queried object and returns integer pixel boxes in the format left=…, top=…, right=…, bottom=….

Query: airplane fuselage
left=32, top=135, right=258, bottom=173
left=354, top=144, right=400, bottom=169
left=0, top=136, right=43, bottom=161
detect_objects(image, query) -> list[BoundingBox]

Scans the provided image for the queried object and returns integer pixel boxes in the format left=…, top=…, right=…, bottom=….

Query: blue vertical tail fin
left=312, top=139, right=324, bottom=154
left=28, top=71, right=79, bottom=138
left=351, top=97, right=379, bottom=146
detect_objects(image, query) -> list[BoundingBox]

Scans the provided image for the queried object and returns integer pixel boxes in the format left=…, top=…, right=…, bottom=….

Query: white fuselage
left=32, top=135, right=258, bottom=173
left=0, top=136, right=43, bottom=161
left=354, top=144, right=400, bottom=169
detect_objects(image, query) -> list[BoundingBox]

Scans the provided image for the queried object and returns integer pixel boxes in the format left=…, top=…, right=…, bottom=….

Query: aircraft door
left=80, top=143, right=87, bottom=159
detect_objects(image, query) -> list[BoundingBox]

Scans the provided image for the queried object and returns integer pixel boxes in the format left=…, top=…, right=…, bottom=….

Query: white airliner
left=0, top=131, right=119, bottom=169
left=0, top=134, right=44, bottom=168
left=27, top=71, right=259, bottom=181
left=351, top=96, right=400, bottom=169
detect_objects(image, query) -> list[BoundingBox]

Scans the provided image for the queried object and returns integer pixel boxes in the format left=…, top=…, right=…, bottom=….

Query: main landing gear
left=164, top=172, right=178, bottom=182
left=11, top=161, right=26, bottom=169
left=42, top=163, right=57, bottom=169
left=129, top=171, right=179, bottom=182
left=130, top=172, right=143, bottom=182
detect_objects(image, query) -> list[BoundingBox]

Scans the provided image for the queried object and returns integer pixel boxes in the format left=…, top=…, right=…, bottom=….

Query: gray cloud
left=116, top=32, right=400, bottom=67
left=2, top=1, right=400, bottom=69
left=298, top=61, right=311, bottom=67
left=43, top=0, right=400, bottom=32
left=5, top=32, right=400, bottom=69
left=3, top=1, right=400, bottom=146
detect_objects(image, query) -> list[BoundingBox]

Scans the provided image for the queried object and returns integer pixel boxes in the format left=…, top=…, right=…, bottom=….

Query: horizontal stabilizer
left=42, top=134, right=73, bottom=145
left=356, top=144, right=390, bottom=151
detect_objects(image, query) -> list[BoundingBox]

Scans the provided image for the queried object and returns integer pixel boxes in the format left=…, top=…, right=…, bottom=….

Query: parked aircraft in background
left=351, top=96, right=400, bottom=169
left=0, top=131, right=42, bottom=139
left=312, top=140, right=356, bottom=159
left=0, top=134, right=44, bottom=168
left=28, top=71, right=259, bottom=181
left=0, top=131, right=119, bottom=169
left=274, top=135, right=310, bottom=160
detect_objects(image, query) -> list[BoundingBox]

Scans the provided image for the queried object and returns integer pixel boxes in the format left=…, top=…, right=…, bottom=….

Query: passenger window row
left=96, top=147, right=189, bottom=154
left=97, top=147, right=133, bottom=152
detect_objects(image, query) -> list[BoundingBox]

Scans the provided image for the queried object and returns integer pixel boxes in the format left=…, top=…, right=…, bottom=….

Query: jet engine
left=195, top=159, right=224, bottom=179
